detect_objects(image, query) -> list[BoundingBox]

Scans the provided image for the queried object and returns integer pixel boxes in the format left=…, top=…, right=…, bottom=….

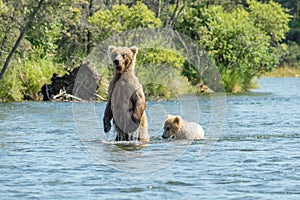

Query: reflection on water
left=0, top=78, right=300, bottom=199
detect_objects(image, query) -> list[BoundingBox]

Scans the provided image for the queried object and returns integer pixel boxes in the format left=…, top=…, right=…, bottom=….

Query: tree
left=0, top=0, right=89, bottom=80
left=55, top=0, right=91, bottom=65
left=0, top=0, right=87, bottom=100
left=176, top=0, right=291, bottom=92
left=0, top=0, right=45, bottom=81
left=248, top=0, right=291, bottom=47
left=88, top=2, right=162, bottom=43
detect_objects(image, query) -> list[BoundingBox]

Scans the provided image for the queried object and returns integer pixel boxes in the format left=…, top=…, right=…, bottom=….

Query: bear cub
left=162, top=115, right=204, bottom=140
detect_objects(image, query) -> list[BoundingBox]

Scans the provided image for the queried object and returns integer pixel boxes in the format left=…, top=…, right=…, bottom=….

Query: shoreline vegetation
left=263, top=66, right=300, bottom=78
left=0, top=0, right=299, bottom=102
left=0, top=67, right=298, bottom=103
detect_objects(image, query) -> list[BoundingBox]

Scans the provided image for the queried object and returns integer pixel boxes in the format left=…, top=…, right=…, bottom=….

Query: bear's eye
left=121, top=53, right=126, bottom=58
left=166, top=127, right=170, bottom=132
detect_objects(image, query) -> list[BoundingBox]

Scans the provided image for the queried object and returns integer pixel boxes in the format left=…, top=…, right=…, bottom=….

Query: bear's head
left=108, top=46, right=138, bottom=74
left=162, top=115, right=182, bottom=139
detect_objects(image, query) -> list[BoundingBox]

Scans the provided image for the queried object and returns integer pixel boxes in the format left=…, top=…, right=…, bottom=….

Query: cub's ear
left=174, top=116, right=182, bottom=127
left=130, top=46, right=138, bottom=56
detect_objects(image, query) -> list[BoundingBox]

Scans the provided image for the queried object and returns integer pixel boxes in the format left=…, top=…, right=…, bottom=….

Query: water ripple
left=0, top=78, right=300, bottom=199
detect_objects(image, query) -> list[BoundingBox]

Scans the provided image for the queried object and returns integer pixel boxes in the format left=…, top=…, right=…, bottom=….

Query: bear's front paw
left=104, top=121, right=111, bottom=133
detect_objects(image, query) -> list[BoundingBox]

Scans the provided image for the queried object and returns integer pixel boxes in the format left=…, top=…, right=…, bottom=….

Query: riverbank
left=263, top=66, right=300, bottom=77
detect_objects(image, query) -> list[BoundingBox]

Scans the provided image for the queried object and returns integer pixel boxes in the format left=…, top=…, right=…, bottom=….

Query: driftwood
left=41, top=62, right=103, bottom=101
left=52, top=89, right=83, bottom=102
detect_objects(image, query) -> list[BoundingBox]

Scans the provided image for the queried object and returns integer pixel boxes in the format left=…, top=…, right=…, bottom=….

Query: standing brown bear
left=103, top=46, right=149, bottom=143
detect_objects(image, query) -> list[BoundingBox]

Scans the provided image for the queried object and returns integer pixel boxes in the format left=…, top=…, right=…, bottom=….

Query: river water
left=0, top=77, right=299, bottom=199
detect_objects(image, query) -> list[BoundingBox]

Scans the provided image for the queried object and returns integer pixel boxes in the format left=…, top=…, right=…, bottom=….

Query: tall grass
left=263, top=66, right=300, bottom=77
left=0, top=53, right=64, bottom=101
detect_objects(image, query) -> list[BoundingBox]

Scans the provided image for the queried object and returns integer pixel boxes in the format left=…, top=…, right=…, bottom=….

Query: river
left=0, top=77, right=299, bottom=199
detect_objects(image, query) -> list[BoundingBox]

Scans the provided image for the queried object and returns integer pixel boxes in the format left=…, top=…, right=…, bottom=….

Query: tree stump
left=41, top=62, right=101, bottom=101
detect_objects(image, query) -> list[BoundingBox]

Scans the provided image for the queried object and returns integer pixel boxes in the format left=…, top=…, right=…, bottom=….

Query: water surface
left=0, top=78, right=300, bottom=199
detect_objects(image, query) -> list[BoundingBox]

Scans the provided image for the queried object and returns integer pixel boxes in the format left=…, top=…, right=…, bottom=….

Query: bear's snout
left=162, top=132, right=169, bottom=139
left=114, top=59, right=120, bottom=66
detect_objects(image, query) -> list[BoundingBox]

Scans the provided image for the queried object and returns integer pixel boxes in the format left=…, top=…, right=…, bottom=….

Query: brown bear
left=103, top=45, right=149, bottom=143
left=162, top=115, right=204, bottom=140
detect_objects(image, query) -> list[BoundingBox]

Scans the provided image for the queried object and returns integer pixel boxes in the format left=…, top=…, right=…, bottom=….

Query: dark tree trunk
left=0, top=0, right=45, bottom=81
left=87, top=0, right=94, bottom=55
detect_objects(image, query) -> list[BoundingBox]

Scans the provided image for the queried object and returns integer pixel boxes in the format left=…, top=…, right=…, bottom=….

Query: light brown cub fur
left=162, top=115, right=204, bottom=140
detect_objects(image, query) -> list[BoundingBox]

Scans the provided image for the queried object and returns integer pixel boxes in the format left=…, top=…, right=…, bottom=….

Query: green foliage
left=135, top=48, right=189, bottom=100
left=182, top=61, right=201, bottom=86
left=247, top=0, right=291, bottom=45
left=203, top=6, right=278, bottom=91
left=280, top=41, right=300, bottom=68
left=52, top=0, right=89, bottom=65
left=136, top=48, right=184, bottom=68
left=0, top=1, right=18, bottom=61
left=137, top=64, right=193, bottom=101
left=0, top=1, right=9, bottom=17
left=177, top=0, right=291, bottom=92
left=0, top=65, right=23, bottom=102
left=88, top=2, right=162, bottom=43
left=17, top=48, right=64, bottom=100
left=127, top=2, right=162, bottom=29
left=0, top=48, right=64, bottom=101
left=0, top=0, right=295, bottom=101
left=26, top=21, right=62, bottom=57
left=88, top=5, right=129, bottom=41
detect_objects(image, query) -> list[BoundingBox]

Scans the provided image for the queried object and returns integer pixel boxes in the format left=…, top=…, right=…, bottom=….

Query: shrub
left=176, top=0, right=291, bottom=92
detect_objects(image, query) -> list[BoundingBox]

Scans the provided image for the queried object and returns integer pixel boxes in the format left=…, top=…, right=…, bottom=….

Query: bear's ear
left=173, top=116, right=182, bottom=127
left=107, top=46, right=116, bottom=58
left=130, top=46, right=138, bottom=56
left=108, top=45, right=116, bottom=54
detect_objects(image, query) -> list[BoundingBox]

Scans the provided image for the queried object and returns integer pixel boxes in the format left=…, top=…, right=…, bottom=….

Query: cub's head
left=108, top=46, right=138, bottom=74
left=162, top=115, right=182, bottom=139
